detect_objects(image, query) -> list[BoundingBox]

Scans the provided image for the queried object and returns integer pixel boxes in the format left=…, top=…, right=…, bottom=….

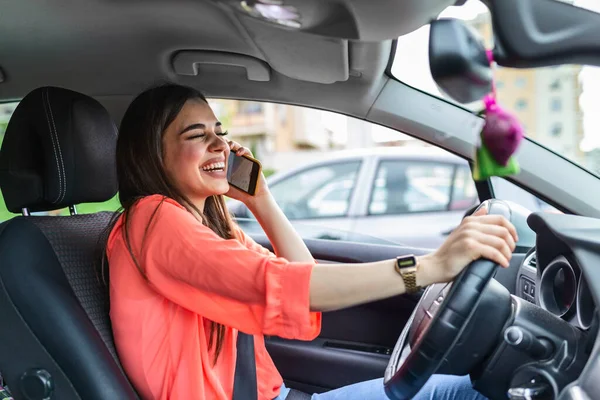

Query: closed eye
left=186, top=131, right=228, bottom=140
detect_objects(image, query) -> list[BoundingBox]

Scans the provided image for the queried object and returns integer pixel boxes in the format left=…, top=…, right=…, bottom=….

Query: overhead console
left=212, top=0, right=459, bottom=41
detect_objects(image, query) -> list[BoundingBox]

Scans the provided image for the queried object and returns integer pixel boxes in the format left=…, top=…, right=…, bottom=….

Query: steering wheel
left=384, top=199, right=512, bottom=399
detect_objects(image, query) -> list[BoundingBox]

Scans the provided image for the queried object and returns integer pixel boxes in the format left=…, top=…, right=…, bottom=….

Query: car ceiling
left=0, top=0, right=458, bottom=122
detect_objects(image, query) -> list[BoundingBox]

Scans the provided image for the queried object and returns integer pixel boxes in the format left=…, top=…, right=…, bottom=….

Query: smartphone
left=227, top=153, right=262, bottom=196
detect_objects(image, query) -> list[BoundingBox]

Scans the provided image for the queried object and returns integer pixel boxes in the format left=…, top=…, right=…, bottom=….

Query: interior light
left=239, top=1, right=301, bottom=28
left=257, top=0, right=283, bottom=4
left=254, top=4, right=297, bottom=20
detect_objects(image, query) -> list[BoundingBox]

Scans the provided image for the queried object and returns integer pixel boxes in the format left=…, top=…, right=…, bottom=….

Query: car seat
left=0, top=87, right=138, bottom=399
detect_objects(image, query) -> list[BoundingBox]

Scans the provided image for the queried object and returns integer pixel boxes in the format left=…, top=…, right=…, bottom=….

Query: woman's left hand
left=225, top=140, right=270, bottom=204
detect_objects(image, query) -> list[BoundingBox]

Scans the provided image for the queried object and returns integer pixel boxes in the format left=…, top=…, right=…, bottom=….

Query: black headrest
left=0, top=87, right=118, bottom=213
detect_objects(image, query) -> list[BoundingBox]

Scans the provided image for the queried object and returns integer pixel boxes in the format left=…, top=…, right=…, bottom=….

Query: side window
left=450, top=165, right=479, bottom=211
left=369, top=161, right=458, bottom=215
left=269, top=162, right=361, bottom=219
left=211, top=98, right=486, bottom=247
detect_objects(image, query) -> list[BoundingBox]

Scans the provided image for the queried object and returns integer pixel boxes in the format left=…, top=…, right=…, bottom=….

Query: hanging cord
left=484, top=49, right=498, bottom=110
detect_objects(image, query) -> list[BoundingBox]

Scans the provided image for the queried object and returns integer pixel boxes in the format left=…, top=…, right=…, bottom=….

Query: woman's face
left=162, top=99, right=230, bottom=208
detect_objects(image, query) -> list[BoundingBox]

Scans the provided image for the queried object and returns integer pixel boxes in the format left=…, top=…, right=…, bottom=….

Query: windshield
left=391, top=0, right=600, bottom=177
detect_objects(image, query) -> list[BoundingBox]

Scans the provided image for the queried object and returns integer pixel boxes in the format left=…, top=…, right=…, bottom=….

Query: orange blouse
left=107, top=195, right=321, bottom=399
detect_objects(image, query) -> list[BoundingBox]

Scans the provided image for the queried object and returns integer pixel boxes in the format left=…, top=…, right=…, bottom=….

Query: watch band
left=395, top=255, right=420, bottom=294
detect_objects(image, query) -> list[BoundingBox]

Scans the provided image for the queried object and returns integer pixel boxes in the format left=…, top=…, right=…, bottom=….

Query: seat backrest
left=0, top=87, right=137, bottom=399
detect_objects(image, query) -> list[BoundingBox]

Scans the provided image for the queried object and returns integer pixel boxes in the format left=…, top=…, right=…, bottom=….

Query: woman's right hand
left=225, top=140, right=271, bottom=205
left=417, top=206, right=518, bottom=287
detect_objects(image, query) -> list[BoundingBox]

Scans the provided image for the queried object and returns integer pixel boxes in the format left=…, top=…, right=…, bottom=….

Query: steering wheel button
left=504, top=326, right=524, bottom=345
left=525, top=295, right=535, bottom=304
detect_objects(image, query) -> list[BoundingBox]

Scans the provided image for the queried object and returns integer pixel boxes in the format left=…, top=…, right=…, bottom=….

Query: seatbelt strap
left=285, top=389, right=312, bottom=400
left=233, top=332, right=258, bottom=400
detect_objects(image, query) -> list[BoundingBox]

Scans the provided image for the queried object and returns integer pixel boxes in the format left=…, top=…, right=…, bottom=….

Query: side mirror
left=429, top=18, right=493, bottom=104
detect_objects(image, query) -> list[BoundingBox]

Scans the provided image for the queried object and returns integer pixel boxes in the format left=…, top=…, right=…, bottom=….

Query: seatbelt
left=233, top=332, right=312, bottom=400
left=233, top=332, right=258, bottom=400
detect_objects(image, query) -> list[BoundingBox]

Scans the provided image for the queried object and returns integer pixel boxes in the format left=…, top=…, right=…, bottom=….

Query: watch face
left=397, top=255, right=416, bottom=269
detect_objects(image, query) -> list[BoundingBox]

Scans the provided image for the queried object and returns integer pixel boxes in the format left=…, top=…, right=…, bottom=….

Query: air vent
left=524, top=251, right=537, bottom=270
left=529, top=253, right=537, bottom=268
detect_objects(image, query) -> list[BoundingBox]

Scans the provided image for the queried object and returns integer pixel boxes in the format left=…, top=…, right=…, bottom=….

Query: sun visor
left=240, top=15, right=349, bottom=84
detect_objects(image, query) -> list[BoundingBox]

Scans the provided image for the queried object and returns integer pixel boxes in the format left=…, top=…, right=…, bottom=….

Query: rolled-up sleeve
left=132, top=196, right=321, bottom=340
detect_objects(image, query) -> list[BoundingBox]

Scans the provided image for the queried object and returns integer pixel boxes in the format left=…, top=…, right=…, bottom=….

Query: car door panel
left=252, top=235, right=525, bottom=394
left=266, top=337, right=389, bottom=393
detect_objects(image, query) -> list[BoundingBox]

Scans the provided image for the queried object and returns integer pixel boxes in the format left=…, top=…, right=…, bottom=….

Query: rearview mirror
left=488, top=0, right=600, bottom=68
left=429, top=18, right=493, bottom=104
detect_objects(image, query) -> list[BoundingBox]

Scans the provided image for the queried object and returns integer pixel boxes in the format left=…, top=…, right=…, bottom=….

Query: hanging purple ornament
left=480, top=94, right=524, bottom=166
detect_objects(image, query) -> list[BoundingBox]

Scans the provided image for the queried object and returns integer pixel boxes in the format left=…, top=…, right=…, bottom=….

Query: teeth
left=202, top=162, right=225, bottom=172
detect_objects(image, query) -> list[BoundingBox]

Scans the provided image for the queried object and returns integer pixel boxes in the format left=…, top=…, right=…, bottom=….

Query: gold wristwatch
left=395, top=255, right=420, bottom=294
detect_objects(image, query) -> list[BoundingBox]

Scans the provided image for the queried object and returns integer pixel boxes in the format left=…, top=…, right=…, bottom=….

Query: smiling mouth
left=201, top=161, right=225, bottom=173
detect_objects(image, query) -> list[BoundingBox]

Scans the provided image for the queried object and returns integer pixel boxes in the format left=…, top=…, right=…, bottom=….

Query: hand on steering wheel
left=384, top=200, right=517, bottom=400
left=417, top=203, right=518, bottom=288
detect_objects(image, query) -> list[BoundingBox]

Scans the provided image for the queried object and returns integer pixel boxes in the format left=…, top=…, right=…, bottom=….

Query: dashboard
left=517, top=248, right=597, bottom=332
left=465, top=208, right=600, bottom=400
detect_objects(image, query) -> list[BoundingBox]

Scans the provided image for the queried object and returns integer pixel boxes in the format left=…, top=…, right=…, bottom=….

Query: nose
left=207, top=132, right=228, bottom=153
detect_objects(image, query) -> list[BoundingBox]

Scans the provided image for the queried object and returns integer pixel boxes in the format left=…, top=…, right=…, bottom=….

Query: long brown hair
left=102, top=83, right=234, bottom=364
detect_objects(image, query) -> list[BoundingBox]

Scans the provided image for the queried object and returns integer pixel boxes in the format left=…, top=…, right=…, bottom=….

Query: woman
left=106, top=84, right=517, bottom=400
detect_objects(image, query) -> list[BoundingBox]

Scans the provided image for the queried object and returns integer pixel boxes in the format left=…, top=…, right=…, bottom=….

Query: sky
left=384, top=0, right=600, bottom=152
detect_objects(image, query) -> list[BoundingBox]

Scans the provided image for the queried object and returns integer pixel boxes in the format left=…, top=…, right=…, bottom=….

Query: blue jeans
left=276, top=375, right=487, bottom=400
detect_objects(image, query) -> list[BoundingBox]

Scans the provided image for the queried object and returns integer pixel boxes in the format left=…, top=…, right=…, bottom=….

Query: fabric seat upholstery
left=0, top=87, right=137, bottom=399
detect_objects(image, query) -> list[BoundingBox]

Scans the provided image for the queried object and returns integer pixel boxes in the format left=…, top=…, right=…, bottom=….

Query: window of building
left=515, top=77, right=527, bottom=88
left=551, top=98, right=562, bottom=112
left=515, top=99, right=528, bottom=110
left=551, top=123, right=563, bottom=137
left=277, top=104, right=287, bottom=124
left=239, top=102, right=263, bottom=114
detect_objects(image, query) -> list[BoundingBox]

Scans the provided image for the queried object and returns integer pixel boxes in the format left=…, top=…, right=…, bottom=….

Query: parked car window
left=369, top=161, right=457, bottom=215
left=269, top=161, right=361, bottom=219
left=450, top=165, right=479, bottom=210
